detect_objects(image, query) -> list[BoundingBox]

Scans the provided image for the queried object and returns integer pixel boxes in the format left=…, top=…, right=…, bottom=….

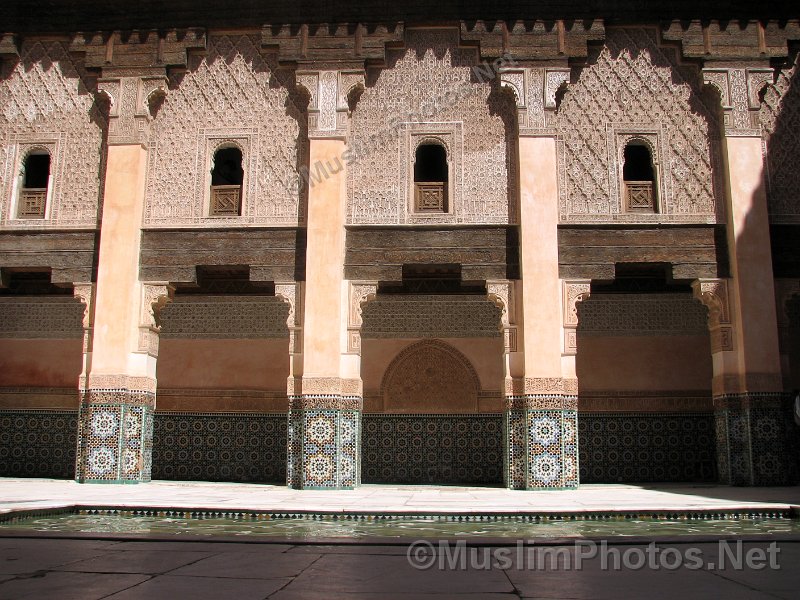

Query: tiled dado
left=714, top=393, right=798, bottom=486
left=0, top=410, right=77, bottom=478
left=505, top=401, right=579, bottom=490
left=579, top=412, right=717, bottom=483
left=362, top=414, right=504, bottom=485
left=287, top=397, right=361, bottom=489
left=152, top=412, right=287, bottom=483
left=75, top=391, right=155, bottom=484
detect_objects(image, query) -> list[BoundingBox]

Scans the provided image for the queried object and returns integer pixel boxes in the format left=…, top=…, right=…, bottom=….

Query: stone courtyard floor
left=0, top=478, right=799, bottom=515
left=0, top=479, right=799, bottom=598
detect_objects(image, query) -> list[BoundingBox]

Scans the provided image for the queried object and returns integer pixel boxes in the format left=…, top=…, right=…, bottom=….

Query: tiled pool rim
left=2, top=505, right=800, bottom=546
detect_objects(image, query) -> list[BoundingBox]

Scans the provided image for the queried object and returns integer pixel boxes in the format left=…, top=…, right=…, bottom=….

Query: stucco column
left=286, top=70, right=365, bottom=489
left=701, top=67, right=792, bottom=485
left=75, top=74, right=172, bottom=483
left=501, top=66, right=578, bottom=489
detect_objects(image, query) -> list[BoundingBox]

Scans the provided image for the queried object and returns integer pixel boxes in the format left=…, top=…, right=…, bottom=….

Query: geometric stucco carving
left=691, top=278, right=734, bottom=353
left=144, top=35, right=306, bottom=227
left=275, top=282, right=303, bottom=355
left=562, top=279, right=591, bottom=356
left=759, top=53, right=800, bottom=222
left=295, top=69, right=365, bottom=138
left=702, top=67, right=774, bottom=137
left=347, top=29, right=516, bottom=225
left=555, top=28, right=723, bottom=223
left=346, top=281, right=377, bottom=354
left=1, top=41, right=105, bottom=228
left=486, top=280, right=517, bottom=352
left=381, top=339, right=481, bottom=413
left=499, top=66, right=570, bottom=134
left=137, top=283, right=175, bottom=358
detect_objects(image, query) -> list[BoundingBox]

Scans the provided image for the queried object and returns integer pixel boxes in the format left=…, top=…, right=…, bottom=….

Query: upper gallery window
left=209, top=146, right=244, bottom=216
left=413, top=142, right=448, bottom=213
left=17, top=151, right=50, bottom=219
left=622, top=142, right=658, bottom=213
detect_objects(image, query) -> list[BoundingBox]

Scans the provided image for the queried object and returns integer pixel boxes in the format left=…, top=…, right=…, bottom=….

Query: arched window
left=18, top=151, right=50, bottom=219
left=622, top=142, right=657, bottom=213
left=413, top=142, right=448, bottom=213
left=209, top=147, right=243, bottom=216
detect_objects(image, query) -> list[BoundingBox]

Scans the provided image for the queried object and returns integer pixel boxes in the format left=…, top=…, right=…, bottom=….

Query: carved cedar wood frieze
left=1, top=41, right=105, bottom=228
left=144, top=34, right=306, bottom=227
left=555, top=28, right=723, bottom=223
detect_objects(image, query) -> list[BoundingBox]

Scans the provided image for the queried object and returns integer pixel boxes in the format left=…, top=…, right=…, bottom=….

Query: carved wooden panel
left=345, top=226, right=519, bottom=282
left=0, top=231, right=98, bottom=283
left=555, top=28, right=723, bottom=223
left=557, top=225, right=728, bottom=280
left=139, top=228, right=305, bottom=283
left=1, top=41, right=105, bottom=229
left=347, top=29, right=515, bottom=225
left=144, top=35, right=306, bottom=227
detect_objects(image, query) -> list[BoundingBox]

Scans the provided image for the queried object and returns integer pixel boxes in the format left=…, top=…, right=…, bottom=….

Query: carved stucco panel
left=347, top=29, right=516, bottom=225
left=1, top=41, right=105, bottom=228
left=144, top=34, right=305, bottom=227
left=555, top=28, right=722, bottom=223
left=760, top=54, right=800, bottom=222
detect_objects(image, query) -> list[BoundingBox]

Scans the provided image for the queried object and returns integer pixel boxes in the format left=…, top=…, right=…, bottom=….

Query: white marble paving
left=0, top=478, right=799, bottom=514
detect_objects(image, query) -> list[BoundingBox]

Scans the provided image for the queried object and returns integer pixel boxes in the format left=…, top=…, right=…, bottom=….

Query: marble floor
left=0, top=478, right=799, bottom=515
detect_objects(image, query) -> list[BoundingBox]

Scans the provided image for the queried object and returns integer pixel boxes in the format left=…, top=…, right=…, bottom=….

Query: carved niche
left=381, top=340, right=481, bottom=413
left=554, top=28, right=723, bottom=223
left=760, top=53, right=800, bottom=222
left=347, top=29, right=516, bottom=225
left=144, top=35, right=306, bottom=227
left=1, top=41, right=105, bottom=228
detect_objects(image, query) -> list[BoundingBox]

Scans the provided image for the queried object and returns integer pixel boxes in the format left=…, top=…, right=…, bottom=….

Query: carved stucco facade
left=1, top=18, right=799, bottom=489
left=555, top=28, right=723, bottom=223
left=144, top=34, right=306, bottom=227
left=0, top=41, right=106, bottom=228
left=346, top=29, right=516, bottom=225
left=760, top=52, right=800, bottom=222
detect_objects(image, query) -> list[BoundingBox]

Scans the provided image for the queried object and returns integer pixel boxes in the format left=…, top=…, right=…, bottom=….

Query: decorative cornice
left=70, top=29, right=206, bottom=72
left=461, top=20, right=605, bottom=61
left=663, top=20, right=800, bottom=62
left=261, top=23, right=404, bottom=67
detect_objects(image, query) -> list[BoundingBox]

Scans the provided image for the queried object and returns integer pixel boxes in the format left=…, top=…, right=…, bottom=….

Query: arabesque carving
left=760, top=53, right=800, bottom=221
left=137, top=283, right=174, bottom=357
left=555, top=28, right=722, bottom=223
left=1, top=40, right=105, bottom=228
left=692, top=278, right=734, bottom=353
left=347, top=29, right=516, bottom=225
left=144, top=34, right=306, bottom=227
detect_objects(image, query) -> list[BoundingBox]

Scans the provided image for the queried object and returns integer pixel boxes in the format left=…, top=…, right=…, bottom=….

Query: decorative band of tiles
left=506, top=395, right=578, bottom=411
left=287, top=408, right=361, bottom=489
left=0, top=410, right=77, bottom=479
left=506, top=409, right=579, bottom=490
left=152, top=412, right=286, bottom=483
left=714, top=394, right=798, bottom=486
left=288, top=395, right=363, bottom=410
left=1, top=507, right=792, bottom=524
left=362, top=414, right=503, bottom=485
left=75, top=400, right=154, bottom=483
left=579, top=413, right=717, bottom=483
